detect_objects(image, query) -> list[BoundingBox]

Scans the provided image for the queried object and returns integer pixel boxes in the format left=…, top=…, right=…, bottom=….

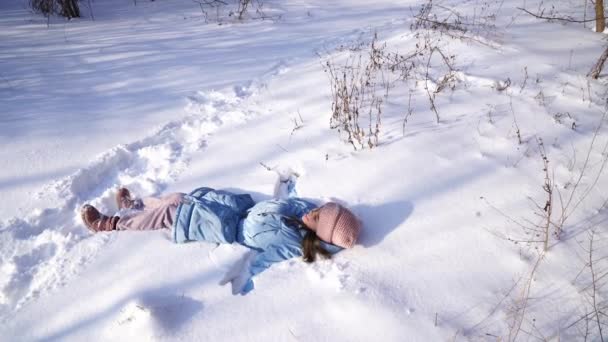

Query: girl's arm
left=231, top=240, right=303, bottom=295
left=232, top=238, right=343, bottom=294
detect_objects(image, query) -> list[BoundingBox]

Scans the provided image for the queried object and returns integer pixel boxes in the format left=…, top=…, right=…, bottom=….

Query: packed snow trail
left=0, top=84, right=263, bottom=319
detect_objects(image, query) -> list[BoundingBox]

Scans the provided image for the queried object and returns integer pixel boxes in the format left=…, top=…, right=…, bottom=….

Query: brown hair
left=302, top=230, right=331, bottom=263
left=282, top=215, right=332, bottom=263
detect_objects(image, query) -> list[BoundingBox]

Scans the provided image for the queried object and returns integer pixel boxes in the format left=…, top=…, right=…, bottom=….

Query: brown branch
left=510, top=95, right=522, bottom=145
left=508, top=252, right=546, bottom=342
left=589, top=46, right=608, bottom=79
left=560, top=111, right=608, bottom=226
left=588, top=231, right=605, bottom=342
left=517, top=7, right=598, bottom=23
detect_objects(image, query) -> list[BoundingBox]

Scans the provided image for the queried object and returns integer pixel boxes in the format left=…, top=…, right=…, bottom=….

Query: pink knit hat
left=315, top=202, right=361, bottom=248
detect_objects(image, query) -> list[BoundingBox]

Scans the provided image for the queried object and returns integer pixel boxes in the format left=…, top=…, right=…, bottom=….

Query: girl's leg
left=140, top=193, right=186, bottom=210
left=116, top=193, right=185, bottom=231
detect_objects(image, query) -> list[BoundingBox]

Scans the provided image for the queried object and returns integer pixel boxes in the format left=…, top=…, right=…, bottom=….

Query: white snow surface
left=1, top=0, right=608, bottom=340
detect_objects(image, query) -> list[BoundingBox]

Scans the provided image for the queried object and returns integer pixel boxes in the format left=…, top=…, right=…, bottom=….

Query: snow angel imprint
left=80, top=185, right=361, bottom=294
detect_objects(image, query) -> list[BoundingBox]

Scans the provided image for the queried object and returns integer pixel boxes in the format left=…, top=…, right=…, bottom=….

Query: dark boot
left=81, top=204, right=119, bottom=232
left=116, top=187, right=142, bottom=210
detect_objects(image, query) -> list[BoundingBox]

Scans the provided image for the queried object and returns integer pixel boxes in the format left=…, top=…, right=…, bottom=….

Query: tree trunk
left=596, top=0, right=605, bottom=32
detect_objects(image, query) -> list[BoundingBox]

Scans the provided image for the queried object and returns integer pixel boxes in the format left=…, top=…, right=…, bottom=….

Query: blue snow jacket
left=173, top=187, right=255, bottom=244
left=172, top=187, right=343, bottom=293
left=236, top=198, right=343, bottom=280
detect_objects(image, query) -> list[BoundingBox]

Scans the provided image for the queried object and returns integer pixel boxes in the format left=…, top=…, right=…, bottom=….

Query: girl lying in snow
left=80, top=183, right=361, bottom=294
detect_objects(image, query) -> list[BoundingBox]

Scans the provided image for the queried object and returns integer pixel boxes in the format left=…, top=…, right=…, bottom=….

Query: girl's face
left=302, top=208, right=320, bottom=230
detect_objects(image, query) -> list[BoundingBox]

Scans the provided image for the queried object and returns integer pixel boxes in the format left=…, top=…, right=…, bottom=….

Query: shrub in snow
left=30, top=0, right=80, bottom=19
left=320, top=25, right=462, bottom=149
left=320, top=33, right=394, bottom=150
left=193, top=0, right=277, bottom=24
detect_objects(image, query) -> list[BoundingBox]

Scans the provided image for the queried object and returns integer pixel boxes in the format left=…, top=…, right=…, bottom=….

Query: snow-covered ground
left=1, top=0, right=608, bottom=340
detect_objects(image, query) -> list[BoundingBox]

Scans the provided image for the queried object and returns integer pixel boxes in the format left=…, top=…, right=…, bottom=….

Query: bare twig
left=509, top=96, right=522, bottom=145
left=422, top=44, right=457, bottom=124
left=569, top=231, right=607, bottom=341
left=424, top=47, right=440, bottom=123
left=517, top=7, right=598, bottom=23
left=467, top=278, right=521, bottom=333
left=559, top=111, right=608, bottom=227
left=412, top=0, right=499, bottom=48
left=508, top=252, right=546, bottom=342
left=85, top=0, right=94, bottom=20
left=259, top=162, right=274, bottom=171
left=403, top=92, right=414, bottom=135
left=520, top=66, right=528, bottom=93
left=290, top=110, right=305, bottom=138
left=589, top=46, right=608, bottom=79
left=537, top=138, right=555, bottom=249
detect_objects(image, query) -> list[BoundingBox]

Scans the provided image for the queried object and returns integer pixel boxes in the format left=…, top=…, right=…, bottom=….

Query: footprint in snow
left=305, top=260, right=351, bottom=291
left=1, top=86, right=255, bottom=318
left=109, top=295, right=203, bottom=339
